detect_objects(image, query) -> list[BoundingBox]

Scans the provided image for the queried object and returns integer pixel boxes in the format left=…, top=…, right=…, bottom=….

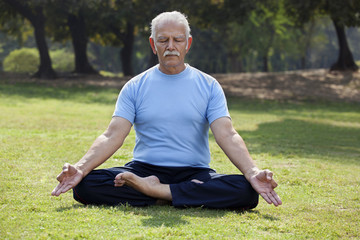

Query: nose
left=167, top=38, right=175, bottom=50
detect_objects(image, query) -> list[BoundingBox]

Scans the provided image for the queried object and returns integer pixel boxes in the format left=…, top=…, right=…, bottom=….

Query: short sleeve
left=206, top=81, right=230, bottom=124
left=113, top=81, right=136, bottom=124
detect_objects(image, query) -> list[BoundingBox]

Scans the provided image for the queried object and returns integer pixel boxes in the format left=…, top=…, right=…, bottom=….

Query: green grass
left=1, top=81, right=359, bottom=239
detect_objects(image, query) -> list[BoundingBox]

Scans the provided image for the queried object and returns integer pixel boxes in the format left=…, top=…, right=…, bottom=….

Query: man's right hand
left=51, top=163, right=83, bottom=196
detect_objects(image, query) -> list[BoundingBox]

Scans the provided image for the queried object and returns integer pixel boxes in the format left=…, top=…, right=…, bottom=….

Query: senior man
left=52, top=11, right=282, bottom=209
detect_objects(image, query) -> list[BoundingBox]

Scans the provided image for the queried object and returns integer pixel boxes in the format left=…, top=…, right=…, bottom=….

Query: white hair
left=150, top=11, right=191, bottom=48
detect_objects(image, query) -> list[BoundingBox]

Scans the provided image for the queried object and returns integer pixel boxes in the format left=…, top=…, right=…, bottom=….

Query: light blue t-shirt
left=113, top=64, right=230, bottom=168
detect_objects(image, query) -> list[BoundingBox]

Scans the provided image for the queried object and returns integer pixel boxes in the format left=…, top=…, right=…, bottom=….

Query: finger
left=267, top=191, right=279, bottom=206
left=51, top=183, right=64, bottom=196
left=265, top=170, right=273, bottom=181
left=60, top=184, right=73, bottom=194
left=56, top=172, right=64, bottom=182
left=62, top=163, right=70, bottom=172
left=271, top=179, right=278, bottom=189
left=265, top=191, right=282, bottom=206
left=51, top=186, right=59, bottom=196
left=260, top=192, right=272, bottom=205
left=55, top=183, right=72, bottom=196
left=56, top=163, right=70, bottom=182
left=272, top=191, right=282, bottom=206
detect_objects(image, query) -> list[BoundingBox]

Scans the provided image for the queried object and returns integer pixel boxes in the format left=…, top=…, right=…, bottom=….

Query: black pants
left=73, top=161, right=259, bottom=210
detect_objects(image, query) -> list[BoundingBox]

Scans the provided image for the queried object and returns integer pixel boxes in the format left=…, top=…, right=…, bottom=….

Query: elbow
left=102, top=130, right=124, bottom=149
left=215, top=127, right=239, bottom=145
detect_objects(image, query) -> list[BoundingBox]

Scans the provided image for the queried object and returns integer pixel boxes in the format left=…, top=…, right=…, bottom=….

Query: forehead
left=155, top=21, right=186, bottom=38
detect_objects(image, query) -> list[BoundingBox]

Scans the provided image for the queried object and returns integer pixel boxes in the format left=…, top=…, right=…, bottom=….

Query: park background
left=0, top=0, right=360, bottom=77
left=0, top=0, right=360, bottom=239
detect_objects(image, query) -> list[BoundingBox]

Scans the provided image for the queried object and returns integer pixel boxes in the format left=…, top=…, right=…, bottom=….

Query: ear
left=149, top=37, right=157, bottom=55
left=186, top=36, right=193, bottom=53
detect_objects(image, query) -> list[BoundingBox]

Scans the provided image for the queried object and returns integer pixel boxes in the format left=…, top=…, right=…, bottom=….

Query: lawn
left=0, top=80, right=359, bottom=239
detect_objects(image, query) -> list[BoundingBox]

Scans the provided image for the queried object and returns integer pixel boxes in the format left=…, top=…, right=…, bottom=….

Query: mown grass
left=0, top=81, right=359, bottom=239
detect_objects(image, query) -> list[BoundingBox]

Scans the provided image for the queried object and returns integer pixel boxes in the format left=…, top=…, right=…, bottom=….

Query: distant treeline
left=0, top=0, right=359, bottom=79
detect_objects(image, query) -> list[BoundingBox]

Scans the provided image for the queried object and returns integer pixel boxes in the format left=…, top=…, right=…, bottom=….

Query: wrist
left=244, top=166, right=260, bottom=181
left=73, top=163, right=86, bottom=178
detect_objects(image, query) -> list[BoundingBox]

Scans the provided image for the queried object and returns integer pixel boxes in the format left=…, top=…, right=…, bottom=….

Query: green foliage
left=99, top=70, right=123, bottom=77
left=3, top=47, right=76, bottom=73
left=3, top=47, right=39, bottom=73
left=284, top=0, right=360, bottom=27
left=49, top=48, right=74, bottom=72
left=0, top=81, right=359, bottom=239
left=0, top=0, right=359, bottom=74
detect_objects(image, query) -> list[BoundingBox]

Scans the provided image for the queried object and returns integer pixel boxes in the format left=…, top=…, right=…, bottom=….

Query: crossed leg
left=74, top=164, right=258, bottom=209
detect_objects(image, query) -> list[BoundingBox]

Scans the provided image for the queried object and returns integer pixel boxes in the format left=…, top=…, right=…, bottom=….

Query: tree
left=95, top=0, right=177, bottom=75
left=180, top=0, right=258, bottom=72
left=284, top=0, right=360, bottom=71
left=46, top=0, right=98, bottom=75
left=97, top=0, right=136, bottom=76
left=0, top=0, right=56, bottom=78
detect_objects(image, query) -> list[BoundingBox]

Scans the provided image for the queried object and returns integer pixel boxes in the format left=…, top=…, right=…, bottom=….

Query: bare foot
left=114, top=172, right=172, bottom=201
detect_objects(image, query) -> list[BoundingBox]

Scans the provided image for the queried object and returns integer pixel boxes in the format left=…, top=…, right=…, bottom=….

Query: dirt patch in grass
left=1, top=69, right=359, bottom=103
left=214, top=69, right=360, bottom=103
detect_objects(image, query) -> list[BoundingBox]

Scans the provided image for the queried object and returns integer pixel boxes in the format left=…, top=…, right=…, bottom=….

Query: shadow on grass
left=237, top=118, right=360, bottom=164
left=56, top=204, right=275, bottom=227
left=227, top=97, right=360, bottom=116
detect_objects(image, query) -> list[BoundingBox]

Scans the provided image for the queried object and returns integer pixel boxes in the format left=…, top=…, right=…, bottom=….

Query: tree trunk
left=330, top=19, right=359, bottom=71
left=120, top=22, right=134, bottom=76
left=68, top=13, right=97, bottom=75
left=32, top=6, right=56, bottom=79
left=300, top=20, right=315, bottom=69
left=3, top=1, right=56, bottom=79
left=262, top=55, right=268, bottom=72
left=262, top=26, right=274, bottom=72
left=228, top=53, right=243, bottom=72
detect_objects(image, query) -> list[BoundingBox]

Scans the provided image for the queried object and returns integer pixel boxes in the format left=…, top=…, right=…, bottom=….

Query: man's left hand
left=249, top=169, right=282, bottom=206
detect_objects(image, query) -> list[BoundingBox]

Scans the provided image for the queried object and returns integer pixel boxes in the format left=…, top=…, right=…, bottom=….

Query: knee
left=247, top=189, right=259, bottom=210
left=247, top=178, right=260, bottom=205
left=73, top=181, right=89, bottom=205
left=233, top=176, right=259, bottom=209
left=239, top=181, right=259, bottom=210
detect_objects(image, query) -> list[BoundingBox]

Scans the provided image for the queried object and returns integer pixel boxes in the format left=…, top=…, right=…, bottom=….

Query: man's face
left=150, top=21, right=192, bottom=74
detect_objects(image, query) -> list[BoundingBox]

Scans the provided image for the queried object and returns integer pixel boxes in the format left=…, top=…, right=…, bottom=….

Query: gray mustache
left=163, top=50, right=180, bottom=57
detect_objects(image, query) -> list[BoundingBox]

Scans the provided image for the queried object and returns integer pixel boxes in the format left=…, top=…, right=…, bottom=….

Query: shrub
left=3, top=47, right=76, bottom=73
left=3, top=48, right=39, bottom=73
left=50, top=49, right=74, bottom=72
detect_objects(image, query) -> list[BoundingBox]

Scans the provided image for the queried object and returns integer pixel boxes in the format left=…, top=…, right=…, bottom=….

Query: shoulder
left=187, top=65, right=223, bottom=93
left=187, top=65, right=218, bottom=86
left=126, top=65, right=158, bottom=86
left=121, top=66, right=158, bottom=95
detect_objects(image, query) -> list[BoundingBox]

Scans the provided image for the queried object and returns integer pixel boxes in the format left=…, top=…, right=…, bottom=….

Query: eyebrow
left=157, top=35, right=186, bottom=40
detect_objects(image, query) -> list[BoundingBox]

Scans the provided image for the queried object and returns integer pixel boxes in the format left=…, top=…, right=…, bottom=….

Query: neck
left=158, top=63, right=186, bottom=75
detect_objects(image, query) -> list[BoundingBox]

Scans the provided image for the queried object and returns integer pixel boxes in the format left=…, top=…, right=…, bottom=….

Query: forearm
left=217, top=132, right=259, bottom=181
left=73, top=117, right=132, bottom=177
left=74, top=133, right=123, bottom=177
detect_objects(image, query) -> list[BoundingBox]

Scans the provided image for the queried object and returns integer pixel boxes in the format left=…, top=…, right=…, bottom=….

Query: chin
left=163, top=62, right=181, bottom=68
